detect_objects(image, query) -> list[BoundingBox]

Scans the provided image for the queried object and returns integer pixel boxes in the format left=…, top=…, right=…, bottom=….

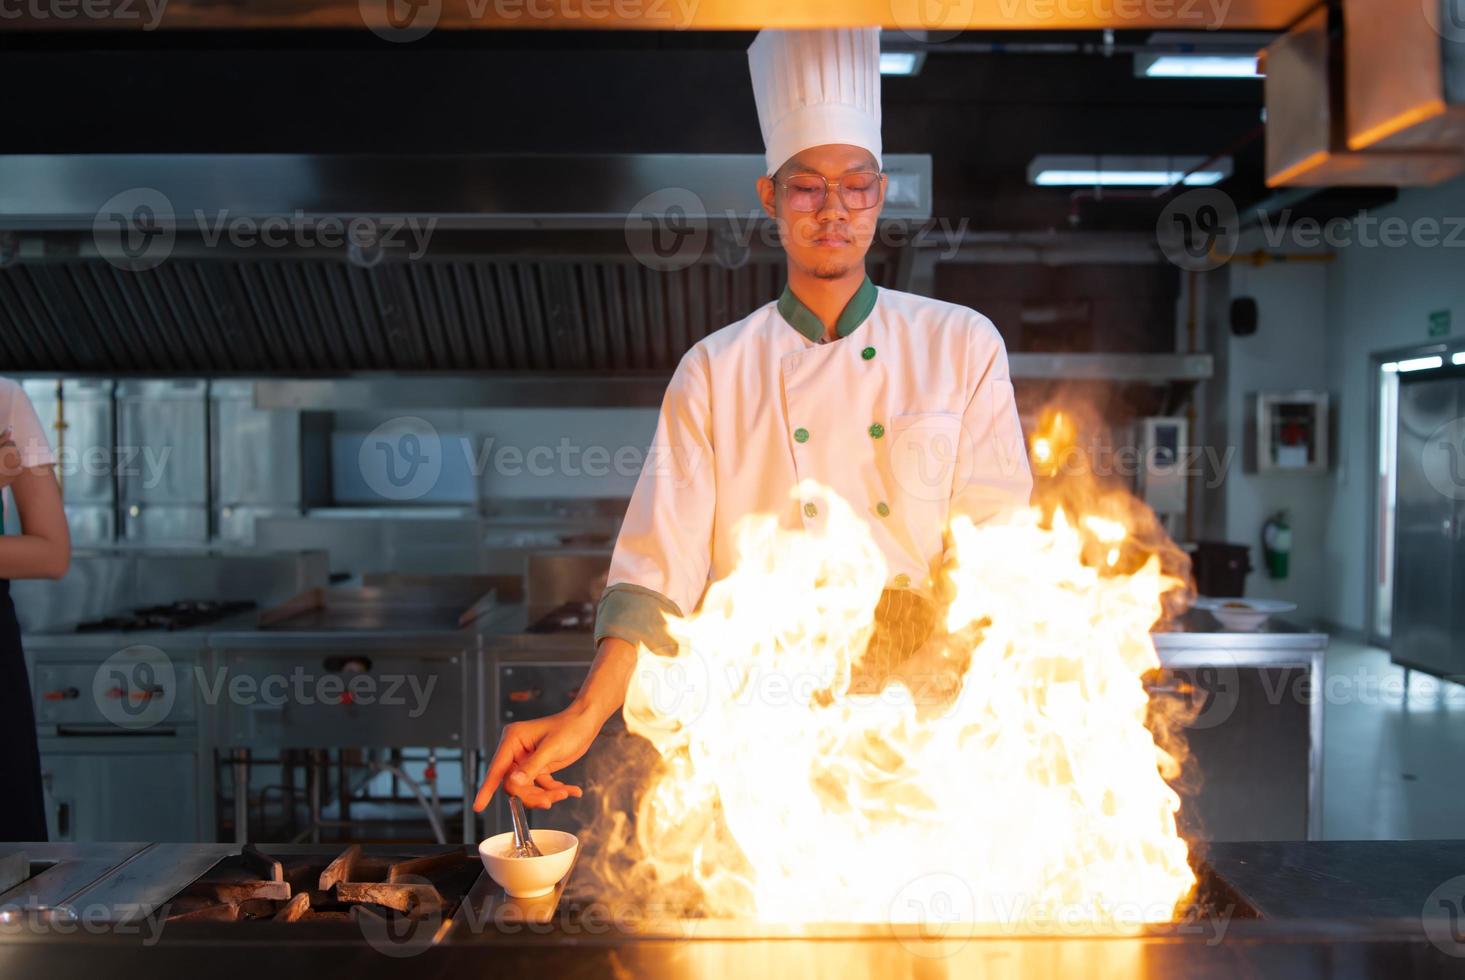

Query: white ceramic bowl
left=478, top=829, right=579, bottom=898
left=1193, top=597, right=1297, bottom=632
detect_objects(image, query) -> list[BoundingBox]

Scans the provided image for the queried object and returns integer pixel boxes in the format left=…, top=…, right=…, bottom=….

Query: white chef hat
left=748, top=28, right=883, bottom=176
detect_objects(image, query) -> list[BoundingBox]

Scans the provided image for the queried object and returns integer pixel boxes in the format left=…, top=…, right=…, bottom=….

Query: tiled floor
left=1321, top=637, right=1465, bottom=839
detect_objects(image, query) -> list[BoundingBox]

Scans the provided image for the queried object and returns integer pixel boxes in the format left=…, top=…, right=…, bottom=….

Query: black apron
left=0, top=578, right=47, bottom=841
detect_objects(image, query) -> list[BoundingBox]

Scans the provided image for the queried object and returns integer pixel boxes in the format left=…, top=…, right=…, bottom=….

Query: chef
left=475, top=27, right=1031, bottom=813
left=0, top=378, right=71, bottom=841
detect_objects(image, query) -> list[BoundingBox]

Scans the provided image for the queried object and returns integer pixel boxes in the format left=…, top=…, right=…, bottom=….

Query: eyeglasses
left=775, top=171, right=884, bottom=212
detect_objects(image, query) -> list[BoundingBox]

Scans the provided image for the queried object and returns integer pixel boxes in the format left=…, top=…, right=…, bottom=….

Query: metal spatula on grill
left=508, top=797, right=544, bottom=858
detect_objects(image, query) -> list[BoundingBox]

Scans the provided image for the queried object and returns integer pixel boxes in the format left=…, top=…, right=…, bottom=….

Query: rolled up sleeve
left=2, top=380, right=56, bottom=469
left=595, top=347, right=715, bottom=653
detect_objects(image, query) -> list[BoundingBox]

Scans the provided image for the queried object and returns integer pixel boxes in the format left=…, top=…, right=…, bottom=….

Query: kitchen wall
left=1224, top=176, right=1465, bottom=635
left=1318, top=177, right=1465, bottom=634
left=1221, top=256, right=1331, bottom=622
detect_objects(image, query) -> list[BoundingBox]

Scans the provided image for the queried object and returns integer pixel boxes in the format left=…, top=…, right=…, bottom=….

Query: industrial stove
left=1, top=840, right=1463, bottom=977
left=73, top=601, right=259, bottom=634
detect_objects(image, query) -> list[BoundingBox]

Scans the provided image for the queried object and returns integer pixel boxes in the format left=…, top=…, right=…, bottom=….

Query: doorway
left=1374, top=346, right=1465, bottom=677
left=1368, top=343, right=1465, bottom=647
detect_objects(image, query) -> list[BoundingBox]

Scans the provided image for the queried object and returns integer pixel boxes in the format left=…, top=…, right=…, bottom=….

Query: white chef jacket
left=595, top=279, right=1033, bottom=652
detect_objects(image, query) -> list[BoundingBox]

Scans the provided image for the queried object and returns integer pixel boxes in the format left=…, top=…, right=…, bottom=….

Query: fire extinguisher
left=1262, top=510, right=1291, bottom=580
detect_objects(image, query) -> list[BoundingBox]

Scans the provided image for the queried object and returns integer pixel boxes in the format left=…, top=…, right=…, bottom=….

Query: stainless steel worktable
left=1153, top=611, right=1328, bottom=841
left=1, top=841, right=1462, bottom=978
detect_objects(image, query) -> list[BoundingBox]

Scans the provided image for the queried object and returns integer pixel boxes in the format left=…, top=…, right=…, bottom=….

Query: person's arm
left=473, top=348, right=716, bottom=812
left=471, top=635, right=637, bottom=811
left=946, top=317, right=1033, bottom=530
left=0, top=448, right=70, bottom=580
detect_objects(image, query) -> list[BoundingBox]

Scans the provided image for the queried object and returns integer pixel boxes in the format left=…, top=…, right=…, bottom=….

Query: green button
left=876, top=501, right=890, bottom=517
left=803, top=502, right=818, bottom=518
left=794, top=427, right=809, bottom=443
left=868, top=422, right=884, bottom=439
left=861, top=346, right=876, bottom=360
left=893, top=573, right=911, bottom=588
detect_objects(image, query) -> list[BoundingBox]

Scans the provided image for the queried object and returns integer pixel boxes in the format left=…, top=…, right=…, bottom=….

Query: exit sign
left=1429, top=309, right=1451, bottom=337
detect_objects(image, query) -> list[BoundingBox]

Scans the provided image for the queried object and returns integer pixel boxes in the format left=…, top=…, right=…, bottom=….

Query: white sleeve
left=948, top=318, right=1032, bottom=526
left=1, top=380, right=56, bottom=468
left=603, top=346, right=716, bottom=621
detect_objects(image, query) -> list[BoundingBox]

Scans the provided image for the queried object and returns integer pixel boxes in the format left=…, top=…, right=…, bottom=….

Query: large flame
left=608, top=481, right=1195, bottom=931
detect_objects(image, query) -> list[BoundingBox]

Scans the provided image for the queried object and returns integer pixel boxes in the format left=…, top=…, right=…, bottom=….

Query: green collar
left=776, top=276, right=878, bottom=343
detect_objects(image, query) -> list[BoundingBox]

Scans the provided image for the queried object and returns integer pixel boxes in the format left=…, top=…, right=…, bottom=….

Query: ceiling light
left=1135, top=32, right=1271, bottom=79
left=1138, top=54, right=1262, bottom=78
left=1382, top=362, right=1399, bottom=373
left=880, top=51, right=923, bottom=76
left=1033, top=169, right=1227, bottom=187
left=1027, top=154, right=1233, bottom=187
left=1451, top=352, right=1465, bottom=366
left=1397, top=355, right=1444, bottom=373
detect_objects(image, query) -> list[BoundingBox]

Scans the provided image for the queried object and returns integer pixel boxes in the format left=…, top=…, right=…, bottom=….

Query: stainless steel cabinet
left=117, top=379, right=209, bottom=544
left=212, top=637, right=469, bottom=749
left=211, top=381, right=303, bottom=545
left=39, top=741, right=203, bottom=842
left=28, top=642, right=210, bottom=842
left=1392, top=373, right=1465, bottom=679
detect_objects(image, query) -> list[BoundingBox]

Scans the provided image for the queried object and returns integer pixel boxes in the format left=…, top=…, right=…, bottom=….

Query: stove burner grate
left=164, top=844, right=479, bottom=924
left=75, top=600, right=257, bottom=633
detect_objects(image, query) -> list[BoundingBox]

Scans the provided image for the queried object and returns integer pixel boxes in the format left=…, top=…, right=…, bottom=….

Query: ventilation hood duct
left=0, top=153, right=933, bottom=232
left=1264, top=4, right=1465, bottom=186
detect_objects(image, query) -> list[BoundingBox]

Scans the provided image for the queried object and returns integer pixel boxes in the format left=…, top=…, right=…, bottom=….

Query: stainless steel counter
left=1154, top=610, right=1329, bottom=659
left=0, top=842, right=146, bottom=914
left=11, top=549, right=329, bottom=635
left=1152, top=613, right=1328, bottom=842
left=1, top=841, right=1463, bottom=977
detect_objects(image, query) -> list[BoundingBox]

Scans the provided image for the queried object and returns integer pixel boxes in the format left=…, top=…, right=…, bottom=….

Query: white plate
left=1193, top=597, right=1297, bottom=632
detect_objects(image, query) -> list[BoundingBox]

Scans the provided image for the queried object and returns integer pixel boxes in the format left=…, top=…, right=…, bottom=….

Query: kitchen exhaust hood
left=1263, top=3, right=1465, bottom=186
left=0, top=153, right=929, bottom=375
left=0, top=153, right=933, bottom=232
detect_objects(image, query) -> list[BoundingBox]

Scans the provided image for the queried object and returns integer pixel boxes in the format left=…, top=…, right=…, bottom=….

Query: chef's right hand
left=473, top=707, right=599, bottom=811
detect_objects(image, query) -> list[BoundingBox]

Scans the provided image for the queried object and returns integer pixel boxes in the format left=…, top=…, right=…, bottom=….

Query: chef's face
left=758, top=144, right=885, bottom=281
